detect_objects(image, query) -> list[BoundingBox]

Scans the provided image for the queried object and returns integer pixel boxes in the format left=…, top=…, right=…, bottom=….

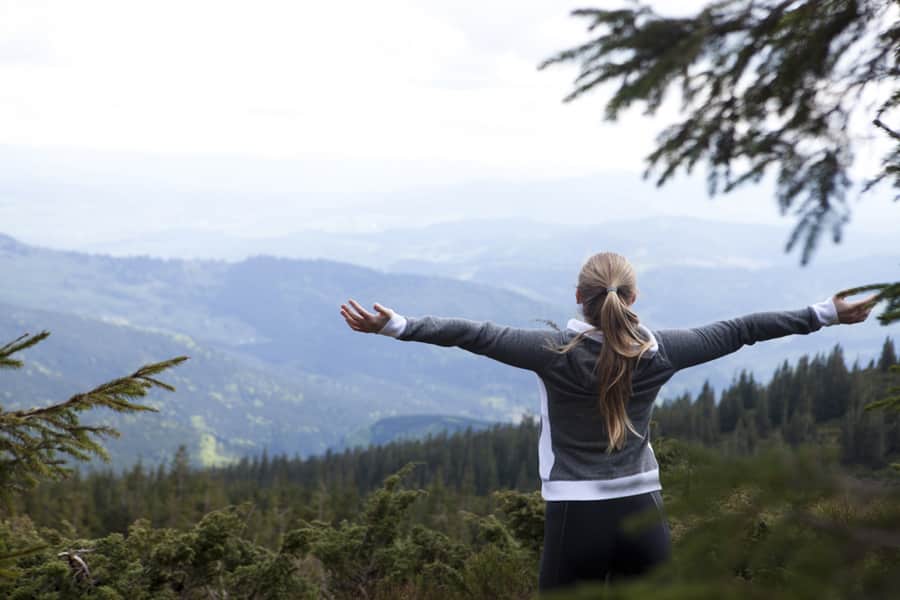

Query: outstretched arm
left=655, top=292, right=879, bottom=372
left=339, top=299, right=557, bottom=373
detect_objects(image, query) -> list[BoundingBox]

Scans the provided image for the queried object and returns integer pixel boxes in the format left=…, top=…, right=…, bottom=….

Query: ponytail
left=595, top=288, right=652, bottom=451
left=551, top=252, right=654, bottom=452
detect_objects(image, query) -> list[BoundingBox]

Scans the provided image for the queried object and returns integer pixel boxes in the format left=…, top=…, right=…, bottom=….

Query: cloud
left=0, top=0, right=894, bottom=248
left=0, top=0, right=683, bottom=175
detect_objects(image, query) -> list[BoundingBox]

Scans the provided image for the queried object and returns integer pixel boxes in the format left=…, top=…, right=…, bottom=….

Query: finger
left=342, top=313, right=366, bottom=331
left=340, top=305, right=360, bottom=321
left=342, top=306, right=379, bottom=332
left=340, top=306, right=366, bottom=326
left=341, top=303, right=363, bottom=320
left=348, top=299, right=375, bottom=321
left=373, top=302, right=392, bottom=317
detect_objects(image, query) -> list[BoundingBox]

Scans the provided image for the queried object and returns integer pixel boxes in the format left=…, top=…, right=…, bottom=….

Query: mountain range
left=1, top=218, right=895, bottom=470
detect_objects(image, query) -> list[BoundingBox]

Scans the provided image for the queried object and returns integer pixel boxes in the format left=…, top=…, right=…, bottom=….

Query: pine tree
left=718, top=385, right=743, bottom=433
left=865, top=364, right=900, bottom=412
left=843, top=377, right=888, bottom=466
left=819, top=343, right=852, bottom=421
left=877, top=336, right=897, bottom=372
left=788, top=356, right=813, bottom=418
left=696, top=381, right=719, bottom=445
left=866, top=337, right=900, bottom=413
left=768, top=360, right=792, bottom=427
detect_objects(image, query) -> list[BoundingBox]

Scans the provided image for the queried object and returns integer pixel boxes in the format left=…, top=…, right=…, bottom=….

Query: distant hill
left=0, top=239, right=559, bottom=469
left=31, top=216, right=894, bottom=363
left=70, top=216, right=895, bottom=291
left=0, top=234, right=560, bottom=390
left=337, top=414, right=497, bottom=449
left=0, top=304, right=530, bottom=469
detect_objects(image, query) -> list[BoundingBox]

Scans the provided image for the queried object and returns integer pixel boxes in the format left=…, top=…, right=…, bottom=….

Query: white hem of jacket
left=541, top=468, right=662, bottom=501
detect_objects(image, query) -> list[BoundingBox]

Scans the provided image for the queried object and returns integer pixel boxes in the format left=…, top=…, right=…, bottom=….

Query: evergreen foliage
left=9, top=422, right=541, bottom=546
left=0, top=330, right=186, bottom=582
left=540, top=0, right=900, bottom=323
left=540, top=0, right=898, bottom=262
left=3, top=336, right=900, bottom=597
left=4, top=337, right=896, bottom=543
left=2, top=435, right=899, bottom=598
left=0, top=331, right=188, bottom=504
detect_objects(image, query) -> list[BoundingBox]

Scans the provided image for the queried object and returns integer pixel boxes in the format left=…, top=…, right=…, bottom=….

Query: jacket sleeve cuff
left=377, top=312, right=408, bottom=338
left=810, top=297, right=839, bottom=327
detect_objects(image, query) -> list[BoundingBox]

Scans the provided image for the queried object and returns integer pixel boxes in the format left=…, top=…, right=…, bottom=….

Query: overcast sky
left=1, top=0, right=897, bottom=247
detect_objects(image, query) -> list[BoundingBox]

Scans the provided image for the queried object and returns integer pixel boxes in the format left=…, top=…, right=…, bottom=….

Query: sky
left=1, top=0, right=897, bottom=247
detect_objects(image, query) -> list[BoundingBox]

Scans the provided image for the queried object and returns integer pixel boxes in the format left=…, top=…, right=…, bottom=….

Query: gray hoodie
left=378, top=297, right=838, bottom=500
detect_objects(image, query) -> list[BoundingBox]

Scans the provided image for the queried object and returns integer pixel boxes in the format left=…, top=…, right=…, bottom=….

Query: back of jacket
left=535, top=319, right=670, bottom=500
left=378, top=301, right=835, bottom=501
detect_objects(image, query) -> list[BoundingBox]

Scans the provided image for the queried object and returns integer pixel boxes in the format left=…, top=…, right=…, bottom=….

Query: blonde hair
left=551, top=252, right=655, bottom=452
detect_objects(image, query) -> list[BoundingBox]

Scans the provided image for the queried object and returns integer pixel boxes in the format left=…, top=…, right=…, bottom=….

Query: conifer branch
left=865, top=363, right=900, bottom=411
left=541, top=0, right=899, bottom=266
left=873, top=117, right=900, bottom=141
left=0, top=331, right=188, bottom=504
left=0, top=331, right=50, bottom=369
left=9, top=356, right=188, bottom=421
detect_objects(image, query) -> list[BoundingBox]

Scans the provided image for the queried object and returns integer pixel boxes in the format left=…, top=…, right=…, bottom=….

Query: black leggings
left=538, top=490, right=671, bottom=593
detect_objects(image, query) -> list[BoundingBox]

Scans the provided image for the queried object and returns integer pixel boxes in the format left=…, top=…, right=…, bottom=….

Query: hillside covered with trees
left=655, top=338, right=900, bottom=465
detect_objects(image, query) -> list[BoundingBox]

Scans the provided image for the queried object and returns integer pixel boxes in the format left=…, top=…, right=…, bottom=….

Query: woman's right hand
left=833, top=290, right=881, bottom=324
left=340, top=299, right=394, bottom=333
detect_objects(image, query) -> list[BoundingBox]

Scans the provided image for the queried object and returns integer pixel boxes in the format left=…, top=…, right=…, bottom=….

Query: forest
left=1, top=337, right=898, bottom=598
left=2, top=0, right=900, bottom=596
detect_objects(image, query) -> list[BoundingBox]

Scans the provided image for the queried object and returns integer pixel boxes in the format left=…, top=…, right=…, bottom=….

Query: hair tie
left=580, top=287, right=618, bottom=304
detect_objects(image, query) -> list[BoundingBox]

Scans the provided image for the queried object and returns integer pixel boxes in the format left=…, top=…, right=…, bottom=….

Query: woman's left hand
left=340, top=299, right=394, bottom=333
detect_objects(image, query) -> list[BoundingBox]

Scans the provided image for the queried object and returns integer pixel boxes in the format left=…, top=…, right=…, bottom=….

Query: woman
left=339, top=251, right=879, bottom=592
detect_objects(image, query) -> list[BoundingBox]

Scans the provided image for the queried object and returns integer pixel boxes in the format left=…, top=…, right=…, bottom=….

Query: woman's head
left=554, top=252, right=654, bottom=452
left=575, top=251, right=638, bottom=310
